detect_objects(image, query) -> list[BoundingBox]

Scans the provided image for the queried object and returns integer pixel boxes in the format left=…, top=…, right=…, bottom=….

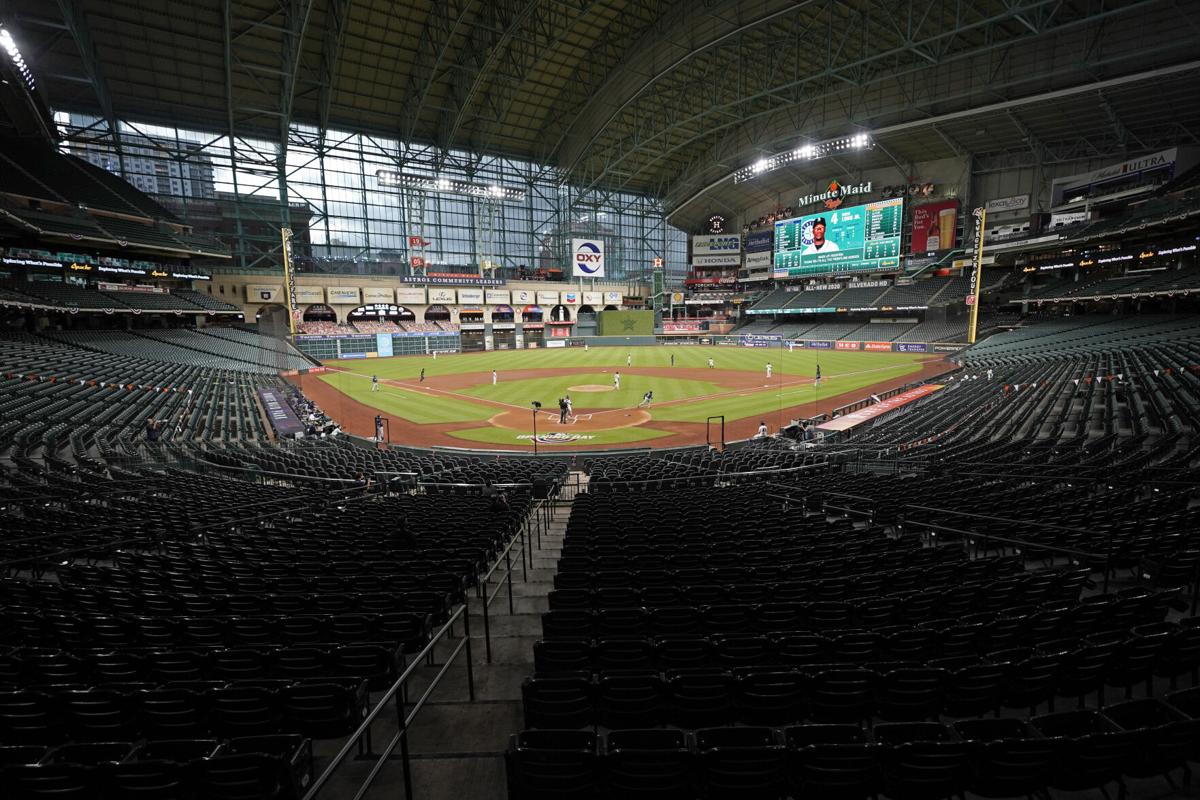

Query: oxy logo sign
left=571, top=238, right=605, bottom=277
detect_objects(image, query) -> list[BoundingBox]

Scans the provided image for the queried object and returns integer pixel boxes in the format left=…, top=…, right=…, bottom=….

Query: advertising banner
left=513, top=289, right=535, bottom=305
left=603, top=290, right=622, bottom=305
left=571, top=238, right=606, bottom=278
left=326, top=286, right=361, bottom=304
left=428, top=288, right=457, bottom=304
left=835, top=340, right=862, bottom=350
left=362, top=288, right=393, bottom=304
left=485, top=289, right=510, bottom=305
left=375, top=333, right=394, bottom=358
left=740, top=334, right=782, bottom=347
left=582, top=291, right=603, bottom=306
left=407, top=275, right=505, bottom=286
left=664, top=320, right=703, bottom=333
left=537, top=290, right=559, bottom=306
left=896, top=343, right=929, bottom=352
left=692, top=234, right=741, bottom=267
left=294, top=286, right=325, bottom=303
left=966, top=206, right=987, bottom=342
left=985, top=194, right=1029, bottom=214
left=864, top=341, right=893, bottom=352
left=693, top=255, right=742, bottom=267
left=457, top=288, right=485, bottom=304
left=246, top=284, right=283, bottom=303
left=806, top=340, right=833, bottom=349
left=816, top=384, right=944, bottom=432
left=560, top=290, right=581, bottom=305
left=911, top=200, right=958, bottom=254
left=744, top=231, right=774, bottom=253
left=257, top=388, right=305, bottom=436
left=774, top=197, right=903, bottom=278
left=396, top=287, right=426, bottom=304
left=745, top=251, right=772, bottom=270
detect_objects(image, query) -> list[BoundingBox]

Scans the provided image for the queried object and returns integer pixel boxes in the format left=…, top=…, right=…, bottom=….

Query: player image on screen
left=800, top=218, right=840, bottom=254
left=773, top=197, right=904, bottom=278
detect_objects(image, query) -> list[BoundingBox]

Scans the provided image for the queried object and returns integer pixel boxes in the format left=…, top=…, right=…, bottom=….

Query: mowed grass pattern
left=320, top=346, right=931, bottom=425
left=318, top=370, right=495, bottom=423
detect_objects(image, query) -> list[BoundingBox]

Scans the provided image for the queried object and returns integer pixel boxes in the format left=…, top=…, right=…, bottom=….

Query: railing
left=582, top=459, right=830, bottom=492
left=301, top=497, right=545, bottom=800
left=896, top=504, right=1119, bottom=590
left=301, top=603, right=475, bottom=800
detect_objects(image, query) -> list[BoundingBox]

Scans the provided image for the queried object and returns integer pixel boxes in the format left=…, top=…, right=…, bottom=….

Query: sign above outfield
left=402, top=275, right=506, bottom=286
left=571, top=238, right=606, bottom=278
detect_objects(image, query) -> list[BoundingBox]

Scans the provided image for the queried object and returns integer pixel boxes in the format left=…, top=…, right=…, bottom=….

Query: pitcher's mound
left=568, top=384, right=614, bottom=392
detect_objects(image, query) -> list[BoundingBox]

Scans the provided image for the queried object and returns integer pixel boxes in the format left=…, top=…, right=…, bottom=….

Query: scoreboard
left=773, top=197, right=904, bottom=278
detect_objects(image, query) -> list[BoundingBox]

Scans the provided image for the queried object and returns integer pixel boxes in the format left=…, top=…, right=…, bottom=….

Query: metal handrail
left=0, top=535, right=153, bottom=571
left=583, top=459, right=828, bottom=490
left=900, top=504, right=1095, bottom=537
left=897, top=503, right=1118, bottom=590
left=302, top=499, right=545, bottom=800
left=301, top=603, right=474, bottom=800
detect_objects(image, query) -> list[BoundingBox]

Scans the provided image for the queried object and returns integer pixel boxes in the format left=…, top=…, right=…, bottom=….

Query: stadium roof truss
left=4, top=0, right=1200, bottom=232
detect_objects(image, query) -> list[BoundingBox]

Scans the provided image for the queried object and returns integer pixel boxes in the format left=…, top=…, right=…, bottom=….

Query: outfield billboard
left=597, top=310, right=654, bottom=336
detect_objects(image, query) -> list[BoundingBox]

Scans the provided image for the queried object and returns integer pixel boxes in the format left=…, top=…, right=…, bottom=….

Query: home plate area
left=538, top=411, right=593, bottom=424
left=487, top=407, right=652, bottom=432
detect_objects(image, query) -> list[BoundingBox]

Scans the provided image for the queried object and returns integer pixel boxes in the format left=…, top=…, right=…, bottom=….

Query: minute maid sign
left=799, top=180, right=873, bottom=210
left=571, top=238, right=605, bottom=278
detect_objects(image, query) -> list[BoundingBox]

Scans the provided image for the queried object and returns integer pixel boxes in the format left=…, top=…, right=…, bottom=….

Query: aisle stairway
left=312, top=479, right=576, bottom=800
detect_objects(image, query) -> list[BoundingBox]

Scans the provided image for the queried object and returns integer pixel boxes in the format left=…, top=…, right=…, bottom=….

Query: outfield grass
left=647, top=362, right=923, bottom=422
left=319, top=346, right=932, bottom=425
left=318, top=370, right=495, bottom=423
left=324, top=345, right=925, bottom=380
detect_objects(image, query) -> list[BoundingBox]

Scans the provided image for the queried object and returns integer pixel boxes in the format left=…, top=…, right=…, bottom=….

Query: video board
left=773, top=197, right=903, bottom=278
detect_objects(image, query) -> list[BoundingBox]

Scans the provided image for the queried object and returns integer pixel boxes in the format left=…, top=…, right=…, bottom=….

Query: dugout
left=492, top=323, right=517, bottom=350
left=522, top=322, right=544, bottom=347
left=459, top=324, right=485, bottom=352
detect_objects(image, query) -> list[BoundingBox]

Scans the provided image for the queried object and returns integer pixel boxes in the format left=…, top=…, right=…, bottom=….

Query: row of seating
left=531, top=617, right=1200, bottom=679
left=522, top=629, right=1198, bottom=730
left=1, top=610, right=431, bottom=654
left=0, top=679, right=367, bottom=744
left=507, top=698, right=1200, bottom=800
left=1, top=581, right=450, bottom=621
left=0, top=734, right=310, bottom=800
left=1, top=642, right=401, bottom=691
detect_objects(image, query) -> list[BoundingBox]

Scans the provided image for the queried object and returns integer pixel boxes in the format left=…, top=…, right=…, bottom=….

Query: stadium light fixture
left=0, top=26, right=36, bottom=92
left=374, top=169, right=526, bottom=201
left=733, top=132, right=873, bottom=184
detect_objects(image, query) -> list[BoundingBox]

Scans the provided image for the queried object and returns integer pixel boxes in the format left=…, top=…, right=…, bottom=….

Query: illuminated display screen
left=773, top=197, right=904, bottom=278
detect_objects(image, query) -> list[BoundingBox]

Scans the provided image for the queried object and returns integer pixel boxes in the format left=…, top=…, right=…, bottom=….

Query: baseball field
left=291, top=345, right=949, bottom=450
